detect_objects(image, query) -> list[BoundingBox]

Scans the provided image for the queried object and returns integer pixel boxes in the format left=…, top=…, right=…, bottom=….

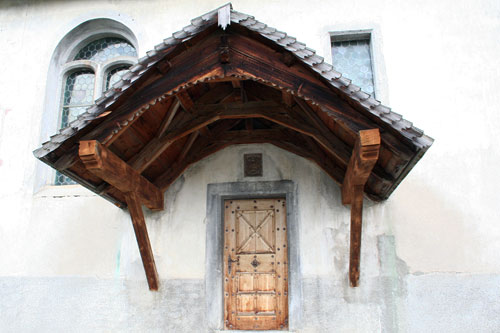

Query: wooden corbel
left=79, top=140, right=161, bottom=290
left=342, top=129, right=380, bottom=287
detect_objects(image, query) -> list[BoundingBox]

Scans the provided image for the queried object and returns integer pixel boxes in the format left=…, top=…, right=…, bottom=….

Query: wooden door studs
left=224, top=198, right=288, bottom=330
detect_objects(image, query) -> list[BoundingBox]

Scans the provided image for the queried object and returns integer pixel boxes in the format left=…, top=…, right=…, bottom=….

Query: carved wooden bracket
left=342, top=129, right=380, bottom=287
left=79, top=140, right=161, bottom=291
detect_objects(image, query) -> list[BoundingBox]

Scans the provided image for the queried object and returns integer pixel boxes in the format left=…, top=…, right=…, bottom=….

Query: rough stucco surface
left=1, top=145, right=498, bottom=332
left=0, top=278, right=206, bottom=333
left=1, top=274, right=499, bottom=332
left=405, top=274, right=500, bottom=333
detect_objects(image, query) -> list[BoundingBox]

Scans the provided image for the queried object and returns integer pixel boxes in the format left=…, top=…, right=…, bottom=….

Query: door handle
left=228, top=255, right=239, bottom=275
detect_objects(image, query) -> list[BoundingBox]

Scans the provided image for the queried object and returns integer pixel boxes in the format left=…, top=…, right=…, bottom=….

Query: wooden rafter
left=178, top=131, right=200, bottom=162
left=157, top=99, right=181, bottom=138
left=176, top=90, right=195, bottom=113
left=226, top=33, right=375, bottom=131
left=127, top=101, right=352, bottom=174
left=342, top=129, right=380, bottom=287
left=153, top=128, right=346, bottom=190
left=282, top=90, right=294, bottom=107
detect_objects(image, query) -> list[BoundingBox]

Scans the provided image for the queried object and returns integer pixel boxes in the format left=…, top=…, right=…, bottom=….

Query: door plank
left=224, top=198, right=288, bottom=330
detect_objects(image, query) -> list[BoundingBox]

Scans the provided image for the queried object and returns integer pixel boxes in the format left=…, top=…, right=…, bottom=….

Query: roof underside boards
left=34, top=5, right=433, bottom=207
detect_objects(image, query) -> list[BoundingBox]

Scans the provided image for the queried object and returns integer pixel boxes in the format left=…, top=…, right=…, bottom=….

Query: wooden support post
left=349, top=185, right=364, bottom=287
left=125, top=192, right=160, bottom=291
left=342, top=129, right=380, bottom=287
left=79, top=140, right=163, bottom=291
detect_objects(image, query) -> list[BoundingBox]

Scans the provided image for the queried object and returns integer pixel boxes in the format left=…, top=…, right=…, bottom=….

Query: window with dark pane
left=331, top=35, right=375, bottom=96
left=106, top=65, right=130, bottom=91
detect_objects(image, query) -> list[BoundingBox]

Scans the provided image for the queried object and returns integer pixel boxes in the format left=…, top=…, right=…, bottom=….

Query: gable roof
left=34, top=4, right=433, bottom=206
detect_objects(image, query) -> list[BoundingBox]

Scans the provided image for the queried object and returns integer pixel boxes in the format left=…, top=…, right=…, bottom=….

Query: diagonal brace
left=79, top=140, right=162, bottom=290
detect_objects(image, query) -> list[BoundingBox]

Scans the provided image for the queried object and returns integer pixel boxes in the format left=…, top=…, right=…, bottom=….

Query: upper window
left=331, top=32, right=375, bottom=96
left=56, top=37, right=137, bottom=185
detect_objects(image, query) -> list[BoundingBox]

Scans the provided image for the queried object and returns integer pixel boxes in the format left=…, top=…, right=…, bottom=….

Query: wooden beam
left=83, top=32, right=225, bottom=144
left=79, top=140, right=164, bottom=211
left=349, top=185, right=364, bottom=287
left=176, top=91, right=194, bottom=113
left=157, top=99, right=181, bottom=138
left=342, top=129, right=380, bottom=287
left=281, top=51, right=296, bottom=67
left=53, top=147, right=79, bottom=170
left=154, top=128, right=346, bottom=191
left=282, top=90, right=294, bottom=107
left=156, top=59, right=171, bottom=75
left=225, top=33, right=375, bottom=132
left=125, top=192, right=160, bottom=291
left=195, top=83, right=234, bottom=104
left=178, top=131, right=199, bottom=162
left=128, top=101, right=352, bottom=174
left=199, top=126, right=212, bottom=138
left=210, top=119, right=242, bottom=133
left=342, top=129, right=381, bottom=205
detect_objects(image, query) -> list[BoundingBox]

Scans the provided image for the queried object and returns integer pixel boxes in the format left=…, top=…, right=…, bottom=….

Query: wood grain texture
left=342, top=129, right=380, bottom=287
left=125, top=192, right=160, bottom=291
left=224, top=198, right=288, bottom=330
left=38, top=25, right=430, bottom=208
left=342, top=129, right=381, bottom=205
left=349, top=185, right=364, bottom=287
left=153, top=128, right=346, bottom=191
left=78, top=140, right=164, bottom=211
left=139, top=100, right=351, bottom=170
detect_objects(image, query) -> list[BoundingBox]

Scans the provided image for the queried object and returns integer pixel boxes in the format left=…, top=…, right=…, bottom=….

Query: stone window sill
left=34, top=184, right=97, bottom=198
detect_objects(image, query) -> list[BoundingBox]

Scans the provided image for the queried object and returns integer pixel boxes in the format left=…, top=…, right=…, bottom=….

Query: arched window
left=56, top=37, right=137, bottom=185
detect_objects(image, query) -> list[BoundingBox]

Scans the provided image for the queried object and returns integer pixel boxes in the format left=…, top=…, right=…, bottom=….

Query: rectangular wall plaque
left=244, top=153, right=263, bottom=177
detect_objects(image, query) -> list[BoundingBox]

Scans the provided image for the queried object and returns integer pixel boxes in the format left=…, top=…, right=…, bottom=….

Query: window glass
left=332, top=38, right=374, bottom=96
left=74, top=37, right=137, bottom=62
left=56, top=37, right=136, bottom=185
left=61, top=70, right=95, bottom=128
left=56, top=70, right=95, bottom=185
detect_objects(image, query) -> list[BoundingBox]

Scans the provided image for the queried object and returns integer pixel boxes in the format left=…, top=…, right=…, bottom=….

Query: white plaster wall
left=135, top=144, right=389, bottom=282
left=1, top=0, right=500, bottom=331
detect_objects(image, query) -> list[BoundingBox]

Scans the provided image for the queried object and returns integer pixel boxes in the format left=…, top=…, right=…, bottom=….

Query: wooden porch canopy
left=34, top=4, right=433, bottom=290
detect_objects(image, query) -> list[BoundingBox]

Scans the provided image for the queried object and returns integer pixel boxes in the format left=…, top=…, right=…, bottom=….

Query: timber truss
left=34, top=4, right=433, bottom=290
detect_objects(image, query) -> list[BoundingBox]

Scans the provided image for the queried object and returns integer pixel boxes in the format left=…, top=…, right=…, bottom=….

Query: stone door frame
left=206, top=180, right=302, bottom=331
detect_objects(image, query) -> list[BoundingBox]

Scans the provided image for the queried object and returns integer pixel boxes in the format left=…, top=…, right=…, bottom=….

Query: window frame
left=58, top=51, right=137, bottom=129
left=55, top=37, right=137, bottom=185
left=35, top=18, right=139, bottom=192
left=330, top=29, right=376, bottom=97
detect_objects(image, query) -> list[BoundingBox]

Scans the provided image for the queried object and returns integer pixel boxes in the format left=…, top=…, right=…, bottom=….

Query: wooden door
left=224, top=198, right=288, bottom=330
